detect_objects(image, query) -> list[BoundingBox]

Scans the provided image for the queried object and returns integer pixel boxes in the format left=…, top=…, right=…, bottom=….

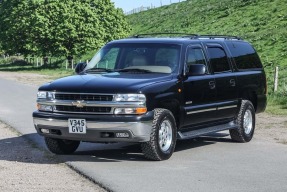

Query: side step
left=177, top=121, right=238, bottom=140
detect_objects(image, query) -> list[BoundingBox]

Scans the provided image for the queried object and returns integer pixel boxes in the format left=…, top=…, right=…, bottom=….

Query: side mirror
left=75, top=62, right=87, bottom=74
left=188, top=64, right=206, bottom=76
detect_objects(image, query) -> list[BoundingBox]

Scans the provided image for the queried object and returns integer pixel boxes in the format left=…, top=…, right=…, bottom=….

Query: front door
left=183, top=45, right=217, bottom=127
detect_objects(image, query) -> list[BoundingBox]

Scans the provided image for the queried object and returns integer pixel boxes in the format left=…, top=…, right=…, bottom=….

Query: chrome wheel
left=243, top=109, right=253, bottom=134
left=158, top=119, right=173, bottom=152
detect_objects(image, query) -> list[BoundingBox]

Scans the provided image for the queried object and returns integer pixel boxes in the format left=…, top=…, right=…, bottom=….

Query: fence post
left=72, top=59, right=74, bottom=70
left=66, top=60, right=68, bottom=69
left=274, top=66, right=279, bottom=92
left=36, top=58, right=39, bottom=67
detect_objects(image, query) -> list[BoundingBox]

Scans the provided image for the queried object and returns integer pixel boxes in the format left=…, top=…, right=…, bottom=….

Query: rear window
left=226, top=42, right=262, bottom=70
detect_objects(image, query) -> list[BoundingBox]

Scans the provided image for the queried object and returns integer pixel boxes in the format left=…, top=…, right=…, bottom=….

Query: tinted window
left=226, top=42, right=262, bottom=69
left=207, top=47, right=230, bottom=73
left=186, top=47, right=207, bottom=72
left=187, top=47, right=207, bottom=65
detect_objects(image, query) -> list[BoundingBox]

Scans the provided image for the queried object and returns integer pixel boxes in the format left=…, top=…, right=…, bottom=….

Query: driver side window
left=186, top=46, right=207, bottom=72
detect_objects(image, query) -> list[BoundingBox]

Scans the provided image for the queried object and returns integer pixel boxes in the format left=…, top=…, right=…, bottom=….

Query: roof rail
left=128, top=33, right=242, bottom=40
left=130, top=33, right=199, bottom=38
left=193, top=35, right=242, bottom=40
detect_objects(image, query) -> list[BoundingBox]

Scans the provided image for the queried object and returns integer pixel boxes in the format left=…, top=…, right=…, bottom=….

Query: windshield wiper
left=84, top=68, right=114, bottom=73
left=116, top=68, right=152, bottom=73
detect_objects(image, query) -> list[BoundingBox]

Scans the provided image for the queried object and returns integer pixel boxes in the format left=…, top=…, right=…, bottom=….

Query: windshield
left=86, top=43, right=181, bottom=74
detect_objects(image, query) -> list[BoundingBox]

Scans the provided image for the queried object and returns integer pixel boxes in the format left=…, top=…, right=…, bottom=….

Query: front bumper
left=33, top=111, right=154, bottom=142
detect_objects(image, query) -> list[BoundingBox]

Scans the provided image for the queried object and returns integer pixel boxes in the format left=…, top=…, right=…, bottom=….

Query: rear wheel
left=45, top=137, right=80, bottom=154
left=230, top=100, right=255, bottom=142
left=141, top=109, right=177, bottom=161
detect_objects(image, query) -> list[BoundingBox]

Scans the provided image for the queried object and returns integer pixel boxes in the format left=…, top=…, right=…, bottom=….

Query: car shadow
left=0, top=132, right=233, bottom=164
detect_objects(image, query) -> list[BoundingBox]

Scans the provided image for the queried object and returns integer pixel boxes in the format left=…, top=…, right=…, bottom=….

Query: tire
left=44, top=137, right=80, bottom=155
left=141, top=108, right=177, bottom=161
left=229, top=100, right=255, bottom=143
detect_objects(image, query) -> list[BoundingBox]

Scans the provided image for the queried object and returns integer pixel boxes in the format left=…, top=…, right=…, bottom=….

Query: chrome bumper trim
left=33, top=118, right=152, bottom=130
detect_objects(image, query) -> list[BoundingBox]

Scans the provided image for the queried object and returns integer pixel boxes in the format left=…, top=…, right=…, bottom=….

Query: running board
left=177, top=121, right=238, bottom=140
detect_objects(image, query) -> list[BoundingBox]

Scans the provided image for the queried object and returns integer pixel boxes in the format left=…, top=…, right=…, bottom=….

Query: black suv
left=33, top=34, right=267, bottom=161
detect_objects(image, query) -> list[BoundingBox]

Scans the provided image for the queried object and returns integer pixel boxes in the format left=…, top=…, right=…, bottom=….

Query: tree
left=0, top=0, right=38, bottom=56
left=0, top=0, right=130, bottom=59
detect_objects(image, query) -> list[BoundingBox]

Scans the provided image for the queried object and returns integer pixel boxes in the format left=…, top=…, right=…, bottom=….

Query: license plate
left=68, top=119, right=86, bottom=134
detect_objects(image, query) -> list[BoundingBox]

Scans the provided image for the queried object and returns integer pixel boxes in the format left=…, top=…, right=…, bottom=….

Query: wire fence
left=23, top=57, right=89, bottom=70
left=125, top=0, right=187, bottom=15
left=267, top=66, right=287, bottom=94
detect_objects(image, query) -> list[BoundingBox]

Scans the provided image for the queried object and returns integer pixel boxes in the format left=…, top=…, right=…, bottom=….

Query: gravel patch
left=256, top=113, right=287, bottom=144
left=0, top=122, right=106, bottom=192
left=0, top=72, right=53, bottom=87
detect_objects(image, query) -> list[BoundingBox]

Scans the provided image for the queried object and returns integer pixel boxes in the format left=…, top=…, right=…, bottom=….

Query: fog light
left=115, top=133, right=129, bottom=138
left=41, top=129, right=50, bottom=134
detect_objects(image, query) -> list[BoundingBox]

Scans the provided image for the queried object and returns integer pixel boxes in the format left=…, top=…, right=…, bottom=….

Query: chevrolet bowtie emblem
left=72, top=100, right=87, bottom=108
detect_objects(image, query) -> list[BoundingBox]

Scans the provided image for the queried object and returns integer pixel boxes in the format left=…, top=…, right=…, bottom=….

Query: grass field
left=0, top=57, right=74, bottom=78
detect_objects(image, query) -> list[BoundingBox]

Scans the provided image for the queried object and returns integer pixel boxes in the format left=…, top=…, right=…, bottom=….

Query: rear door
left=205, top=43, right=238, bottom=120
left=183, top=44, right=217, bottom=127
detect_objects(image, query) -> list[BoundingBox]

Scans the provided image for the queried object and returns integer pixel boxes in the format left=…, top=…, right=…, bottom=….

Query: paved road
left=0, top=77, right=287, bottom=192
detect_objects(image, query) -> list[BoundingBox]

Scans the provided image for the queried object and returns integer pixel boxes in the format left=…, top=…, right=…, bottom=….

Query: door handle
left=209, top=81, right=216, bottom=89
left=230, top=79, right=236, bottom=87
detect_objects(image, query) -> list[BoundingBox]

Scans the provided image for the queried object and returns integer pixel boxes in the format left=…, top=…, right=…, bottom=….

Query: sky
left=111, top=0, right=184, bottom=13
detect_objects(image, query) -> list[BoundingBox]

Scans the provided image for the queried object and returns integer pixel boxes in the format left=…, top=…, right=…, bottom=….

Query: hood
left=39, top=72, right=173, bottom=93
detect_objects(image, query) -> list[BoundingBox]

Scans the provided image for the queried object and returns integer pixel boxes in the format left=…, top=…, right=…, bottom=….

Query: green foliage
left=0, top=0, right=35, bottom=55
left=0, top=0, right=130, bottom=58
left=266, top=92, right=287, bottom=115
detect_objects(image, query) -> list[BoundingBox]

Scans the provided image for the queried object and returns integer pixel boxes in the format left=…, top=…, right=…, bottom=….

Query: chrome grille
left=54, top=106, right=112, bottom=114
left=55, top=93, right=113, bottom=101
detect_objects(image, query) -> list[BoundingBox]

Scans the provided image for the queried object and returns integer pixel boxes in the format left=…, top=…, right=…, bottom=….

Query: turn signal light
left=136, top=107, right=147, bottom=114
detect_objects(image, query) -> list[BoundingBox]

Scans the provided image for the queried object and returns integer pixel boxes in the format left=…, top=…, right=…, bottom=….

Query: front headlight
left=113, top=94, right=147, bottom=115
left=37, top=91, right=55, bottom=100
left=114, top=107, right=147, bottom=115
left=113, top=94, right=146, bottom=102
left=37, top=91, right=55, bottom=112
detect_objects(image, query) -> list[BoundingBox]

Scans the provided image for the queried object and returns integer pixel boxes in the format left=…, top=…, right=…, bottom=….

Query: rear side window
left=226, top=42, right=262, bottom=69
left=207, top=47, right=230, bottom=73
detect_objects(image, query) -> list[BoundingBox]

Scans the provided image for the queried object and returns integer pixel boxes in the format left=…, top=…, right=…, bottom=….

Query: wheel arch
left=240, top=89, right=258, bottom=112
left=154, top=98, right=181, bottom=129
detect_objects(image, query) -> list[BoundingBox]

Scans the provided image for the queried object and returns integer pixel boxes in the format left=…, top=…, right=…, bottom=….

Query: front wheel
left=230, top=100, right=255, bottom=142
left=141, top=109, right=177, bottom=161
left=45, top=137, right=80, bottom=154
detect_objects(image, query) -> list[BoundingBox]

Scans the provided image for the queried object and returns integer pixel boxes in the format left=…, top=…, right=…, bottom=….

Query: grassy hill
left=128, top=0, right=287, bottom=92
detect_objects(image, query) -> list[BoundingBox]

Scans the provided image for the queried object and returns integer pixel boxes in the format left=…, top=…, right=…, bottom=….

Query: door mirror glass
left=188, top=64, right=206, bottom=76
left=75, top=62, right=87, bottom=74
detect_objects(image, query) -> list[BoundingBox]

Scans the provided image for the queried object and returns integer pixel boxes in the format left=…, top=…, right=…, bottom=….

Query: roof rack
left=130, top=33, right=199, bottom=38
left=193, top=35, right=242, bottom=40
left=129, top=33, right=242, bottom=40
